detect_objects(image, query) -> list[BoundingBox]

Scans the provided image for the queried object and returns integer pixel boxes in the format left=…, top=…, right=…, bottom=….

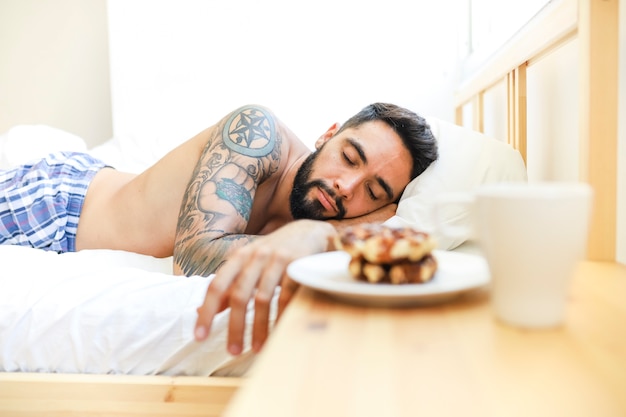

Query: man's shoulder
left=221, top=104, right=300, bottom=157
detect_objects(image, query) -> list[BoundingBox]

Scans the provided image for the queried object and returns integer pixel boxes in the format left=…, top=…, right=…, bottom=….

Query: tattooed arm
left=173, top=105, right=281, bottom=276
left=183, top=109, right=343, bottom=356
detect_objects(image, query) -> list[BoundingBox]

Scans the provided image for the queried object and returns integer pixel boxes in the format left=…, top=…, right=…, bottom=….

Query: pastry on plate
left=334, top=223, right=437, bottom=284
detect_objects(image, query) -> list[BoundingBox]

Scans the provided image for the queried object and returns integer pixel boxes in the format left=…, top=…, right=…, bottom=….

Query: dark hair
left=337, top=103, right=438, bottom=180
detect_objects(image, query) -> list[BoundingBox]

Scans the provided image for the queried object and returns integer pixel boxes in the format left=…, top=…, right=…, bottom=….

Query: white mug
left=435, top=182, right=593, bottom=328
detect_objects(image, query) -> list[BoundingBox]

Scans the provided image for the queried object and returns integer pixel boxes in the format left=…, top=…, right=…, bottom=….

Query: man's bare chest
left=244, top=178, right=290, bottom=235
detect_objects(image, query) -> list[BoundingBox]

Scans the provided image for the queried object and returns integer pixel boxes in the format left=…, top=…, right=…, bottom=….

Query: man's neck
left=269, top=150, right=311, bottom=222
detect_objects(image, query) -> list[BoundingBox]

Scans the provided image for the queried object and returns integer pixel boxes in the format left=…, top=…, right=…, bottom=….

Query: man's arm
left=173, top=105, right=281, bottom=276
left=195, top=218, right=336, bottom=355
left=193, top=204, right=398, bottom=355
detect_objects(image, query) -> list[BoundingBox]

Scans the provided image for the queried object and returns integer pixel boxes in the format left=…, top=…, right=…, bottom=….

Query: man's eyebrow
left=347, top=138, right=394, bottom=201
left=347, top=138, right=368, bottom=164
left=376, top=175, right=394, bottom=201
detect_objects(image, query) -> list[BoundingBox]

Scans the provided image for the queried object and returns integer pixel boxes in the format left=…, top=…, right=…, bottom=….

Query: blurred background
left=0, top=0, right=624, bottom=261
left=1, top=0, right=550, bottom=150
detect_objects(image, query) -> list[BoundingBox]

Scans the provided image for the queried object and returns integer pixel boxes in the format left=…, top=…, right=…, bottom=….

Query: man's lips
left=316, top=186, right=337, bottom=214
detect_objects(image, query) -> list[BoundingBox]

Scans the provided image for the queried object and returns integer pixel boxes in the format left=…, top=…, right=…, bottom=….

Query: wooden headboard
left=453, top=0, right=619, bottom=262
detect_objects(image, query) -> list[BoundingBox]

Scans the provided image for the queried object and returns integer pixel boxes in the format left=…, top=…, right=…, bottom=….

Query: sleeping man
left=0, top=103, right=438, bottom=354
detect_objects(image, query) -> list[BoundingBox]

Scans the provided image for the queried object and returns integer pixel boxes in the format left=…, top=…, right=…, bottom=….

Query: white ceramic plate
left=287, top=250, right=490, bottom=307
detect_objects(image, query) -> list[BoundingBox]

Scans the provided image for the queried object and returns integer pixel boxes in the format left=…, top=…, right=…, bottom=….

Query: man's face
left=289, top=120, right=413, bottom=220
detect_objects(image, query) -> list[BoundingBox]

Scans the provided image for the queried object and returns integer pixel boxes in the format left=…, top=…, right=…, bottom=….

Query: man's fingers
left=194, top=255, right=244, bottom=342
left=194, top=276, right=229, bottom=341
left=226, top=253, right=268, bottom=355
left=251, top=292, right=271, bottom=353
left=277, top=274, right=299, bottom=321
left=251, top=259, right=285, bottom=352
left=195, top=221, right=333, bottom=354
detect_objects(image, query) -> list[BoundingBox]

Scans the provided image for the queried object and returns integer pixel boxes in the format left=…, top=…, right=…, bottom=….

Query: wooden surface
left=0, top=373, right=241, bottom=417
left=577, top=0, right=619, bottom=261
left=224, top=260, right=626, bottom=417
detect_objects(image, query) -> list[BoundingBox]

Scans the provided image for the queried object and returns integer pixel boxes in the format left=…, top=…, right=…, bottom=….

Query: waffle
left=335, top=224, right=437, bottom=284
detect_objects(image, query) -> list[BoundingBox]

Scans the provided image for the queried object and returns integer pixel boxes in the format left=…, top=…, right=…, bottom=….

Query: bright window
left=459, top=0, right=550, bottom=76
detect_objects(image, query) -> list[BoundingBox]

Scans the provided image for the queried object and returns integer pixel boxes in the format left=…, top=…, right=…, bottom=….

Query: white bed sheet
left=0, top=242, right=483, bottom=377
left=1, top=124, right=265, bottom=377
left=0, top=246, right=264, bottom=376
left=0, top=116, right=517, bottom=377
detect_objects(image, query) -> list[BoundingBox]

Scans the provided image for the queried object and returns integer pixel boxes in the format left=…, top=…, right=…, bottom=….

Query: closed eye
left=367, top=185, right=379, bottom=201
left=343, top=139, right=393, bottom=201
left=342, top=152, right=356, bottom=166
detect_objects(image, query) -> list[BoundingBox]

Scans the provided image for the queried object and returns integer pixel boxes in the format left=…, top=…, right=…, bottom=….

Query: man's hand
left=194, top=220, right=336, bottom=355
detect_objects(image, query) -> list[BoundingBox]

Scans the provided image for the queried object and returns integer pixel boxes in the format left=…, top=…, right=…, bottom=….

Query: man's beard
left=289, top=151, right=346, bottom=220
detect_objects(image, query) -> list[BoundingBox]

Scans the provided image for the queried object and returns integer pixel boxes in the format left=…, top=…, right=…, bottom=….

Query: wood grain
left=224, top=261, right=626, bottom=417
left=0, top=373, right=242, bottom=417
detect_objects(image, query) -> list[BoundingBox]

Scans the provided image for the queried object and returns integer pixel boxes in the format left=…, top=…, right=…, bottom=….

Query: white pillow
left=0, top=125, right=88, bottom=169
left=385, top=117, right=527, bottom=250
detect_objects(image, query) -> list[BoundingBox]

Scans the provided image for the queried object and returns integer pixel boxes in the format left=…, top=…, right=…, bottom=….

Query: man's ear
left=314, top=122, right=341, bottom=149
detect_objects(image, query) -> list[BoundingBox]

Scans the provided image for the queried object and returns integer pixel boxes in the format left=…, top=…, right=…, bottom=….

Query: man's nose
left=334, top=175, right=361, bottom=200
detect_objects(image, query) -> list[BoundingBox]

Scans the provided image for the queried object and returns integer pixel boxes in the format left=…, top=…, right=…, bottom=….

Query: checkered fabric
left=0, top=152, right=107, bottom=252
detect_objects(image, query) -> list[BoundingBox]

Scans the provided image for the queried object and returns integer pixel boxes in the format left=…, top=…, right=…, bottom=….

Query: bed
left=1, top=0, right=620, bottom=414
left=0, top=112, right=526, bottom=415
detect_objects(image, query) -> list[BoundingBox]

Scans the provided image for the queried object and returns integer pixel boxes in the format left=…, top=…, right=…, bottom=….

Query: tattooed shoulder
left=222, top=105, right=278, bottom=158
left=173, top=105, right=284, bottom=276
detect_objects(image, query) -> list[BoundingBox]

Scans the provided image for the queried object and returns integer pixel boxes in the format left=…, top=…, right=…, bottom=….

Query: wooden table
left=223, top=260, right=626, bottom=417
